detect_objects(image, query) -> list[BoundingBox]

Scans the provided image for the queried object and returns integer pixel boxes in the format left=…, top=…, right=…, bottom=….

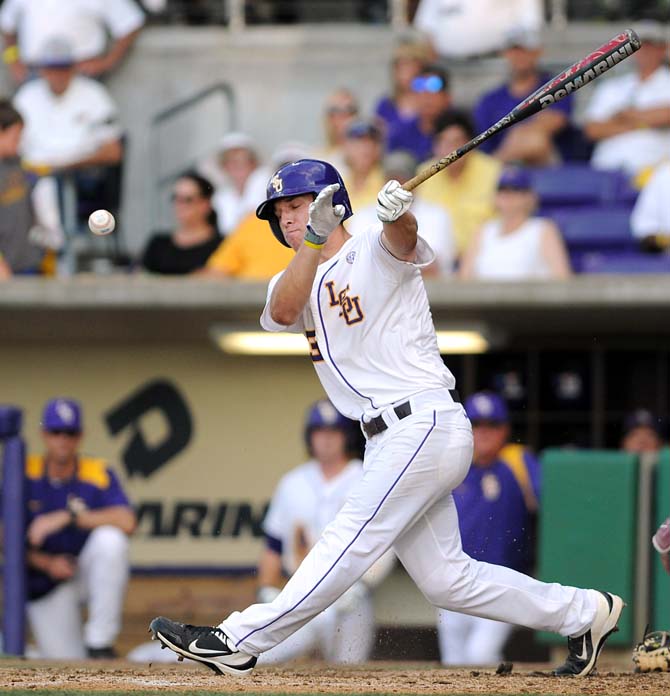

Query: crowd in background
left=0, top=1, right=669, bottom=280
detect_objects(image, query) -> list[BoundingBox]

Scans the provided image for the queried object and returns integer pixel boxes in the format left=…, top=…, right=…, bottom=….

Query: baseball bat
left=403, top=28, right=641, bottom=192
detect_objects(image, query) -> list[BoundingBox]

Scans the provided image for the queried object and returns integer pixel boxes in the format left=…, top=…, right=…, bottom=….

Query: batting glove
left=305, top=183, right=346, bottom=248
left=376, top=179, right=413, bottom=223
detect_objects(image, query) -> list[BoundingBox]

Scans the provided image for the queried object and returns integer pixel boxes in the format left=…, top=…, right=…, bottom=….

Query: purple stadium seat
left=580, top=252, right=670, bottom=274
left=530, top=165, right=623, bottom=207
left=549, top=207, right=635, bottom=251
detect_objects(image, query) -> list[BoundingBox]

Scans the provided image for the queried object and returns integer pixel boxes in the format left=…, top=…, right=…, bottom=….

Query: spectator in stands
left=341, top=120, right=385, bottom=213
left=474, top=28, right=573, bottom=166
left=620, top=409, right=665, bottom=454
left=418, top=109, right=501, bottom=256
left=141, top=171, right=220, bottom=275
left=0, top=99, right=44, bottom=277
left=437, top=391, right=540, bottom=665
left=386, top=64, right=451, bottom=162
left=631, top=161, right=670, bottom=253
left=459, top=167, right=571, bottom=280
left=374, top=37, right=432, bottom=139
left=199, top=143, right=306, bottom=281
left=313, top=88, right=360, bottom=173
left=206, top=133, right=269, bottom=236
left=413, top=0, right=543, bottom=59
left=652, top=516, right=670, bottom=574
left=0, top=0, right=144, bottom=84
left=584, top=21, right=670, bottom=181
left=25, top=397, right=136, bottom=659
left=13, top=37, right=124, bottom=229
left=347, top=150, right=455, bottom=276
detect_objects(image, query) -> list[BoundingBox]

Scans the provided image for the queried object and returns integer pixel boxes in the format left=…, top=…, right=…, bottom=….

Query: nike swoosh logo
left=188, top=639, right=230, bottom=656
left=576, top=635, right=589, bottom=661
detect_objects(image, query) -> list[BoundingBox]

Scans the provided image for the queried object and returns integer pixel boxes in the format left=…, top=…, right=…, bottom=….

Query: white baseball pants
left=258, top=587, right=375, bottom=664
left=437, top=609, right=514, bottom=665
left=222, top=405, right=598, bottom=656
left=27, top=525, right=130, bottom=659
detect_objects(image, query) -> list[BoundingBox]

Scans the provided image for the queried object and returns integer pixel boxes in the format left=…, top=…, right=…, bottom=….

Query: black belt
left=361, top=389, right=460, bottom=439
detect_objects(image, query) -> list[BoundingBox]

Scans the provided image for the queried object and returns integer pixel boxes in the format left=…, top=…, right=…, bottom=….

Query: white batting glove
left=305, top=183, right=345, bottom=248
left=376, top=180, right=413, bottom=223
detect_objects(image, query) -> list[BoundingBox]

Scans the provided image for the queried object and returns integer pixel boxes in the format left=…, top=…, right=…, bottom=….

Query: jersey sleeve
left=101, top=468, right=131, bottom=508
left=85, top=82, right=123, bottom=148
left=100, top=0, right=145, bottom=38
left=583, top=78, right=625, bottom=123
left=368, top=225, right=436, bottom=279
left=260, top=271, right=306, bottom=334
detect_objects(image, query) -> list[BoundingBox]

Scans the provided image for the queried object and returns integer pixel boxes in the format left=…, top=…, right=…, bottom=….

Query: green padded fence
left=653, top=447, right=670, bottom=630
left=538, top=449, right=638, bottom=645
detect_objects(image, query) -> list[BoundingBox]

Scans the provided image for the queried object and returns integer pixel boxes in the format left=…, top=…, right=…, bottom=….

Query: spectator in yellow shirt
left=199, top=211, right=293, bottom=281
left=418, top=109, right=501, bottom=256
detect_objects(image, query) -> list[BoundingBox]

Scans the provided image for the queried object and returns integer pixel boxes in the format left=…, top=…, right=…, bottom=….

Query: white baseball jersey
left=263, top=459, right=364, bottom=575
left=261, top=226, right=456, bottom=420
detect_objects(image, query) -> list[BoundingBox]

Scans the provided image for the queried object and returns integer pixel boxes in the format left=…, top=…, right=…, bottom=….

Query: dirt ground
left=1, top=659, right=669, bottom=695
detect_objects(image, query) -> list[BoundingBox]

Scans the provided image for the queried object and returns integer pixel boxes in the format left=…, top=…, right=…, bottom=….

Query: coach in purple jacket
left=437, top=391, right=541, bottom=665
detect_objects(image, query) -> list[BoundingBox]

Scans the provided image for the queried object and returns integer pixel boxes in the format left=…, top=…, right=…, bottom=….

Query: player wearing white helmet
left=151, top=159, right=624, bottom=678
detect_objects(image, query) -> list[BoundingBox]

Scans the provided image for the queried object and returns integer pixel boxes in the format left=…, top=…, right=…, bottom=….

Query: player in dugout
left=151, top=158, right=624, bottom=679
left=24, top=398, right=136, bottom=659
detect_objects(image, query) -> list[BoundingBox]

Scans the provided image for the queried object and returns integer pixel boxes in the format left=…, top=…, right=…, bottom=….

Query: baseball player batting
left=150, top=158, right=623, bottom=677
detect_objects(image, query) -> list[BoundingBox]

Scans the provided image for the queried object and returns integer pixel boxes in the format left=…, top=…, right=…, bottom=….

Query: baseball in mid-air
left=88, top=209, right=116, bottom=236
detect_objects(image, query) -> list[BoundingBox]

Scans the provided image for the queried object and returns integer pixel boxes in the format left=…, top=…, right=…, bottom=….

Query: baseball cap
left=503, top=27, right=542, bottom=51
left=631, top=20, right=667, bottom=46
left=465, top=392, right=509, bottom=424
left=35, top=37, right=76, bottom=68
left=217, top=132, right=257, bottom=156
left=346, top=120, right=383, bottom=141
left=497, top=167, right=533, bottom=191
left=42, top=398, right=82, bottom=433
left=623, top=408, right=664, bottom=437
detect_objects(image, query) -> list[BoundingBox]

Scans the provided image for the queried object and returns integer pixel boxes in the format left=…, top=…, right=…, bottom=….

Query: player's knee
left=86, top=525, right=129, bottom=558
left=420, top=559, right=475, bottom=607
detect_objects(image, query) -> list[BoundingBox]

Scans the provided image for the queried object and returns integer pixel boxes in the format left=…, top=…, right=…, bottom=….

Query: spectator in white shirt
left=584, top=21, right=670, bottom=180
left=459, top=167, right=571, bottom=281
left=347, top=150, right=456, bottom=276
left=13, top=38, right=123, bottom=171
left=413, top=0, right=543, bottom=59
left=0, top=0, right=144, bottom=84
left=631, top=161, right=670, bottom=252
left=206, top=133, right=269, bottom=236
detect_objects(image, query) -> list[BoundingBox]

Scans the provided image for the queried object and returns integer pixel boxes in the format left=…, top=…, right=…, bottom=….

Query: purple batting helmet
left=256, top=159, right=353, bottom=247
left=303, top=399, right=355, bottom=453
left=465, top=391, right=509, bottom=425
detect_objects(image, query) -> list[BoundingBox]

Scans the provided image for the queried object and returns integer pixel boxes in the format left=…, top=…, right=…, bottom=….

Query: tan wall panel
left=0, top=343, right=324, bottom=567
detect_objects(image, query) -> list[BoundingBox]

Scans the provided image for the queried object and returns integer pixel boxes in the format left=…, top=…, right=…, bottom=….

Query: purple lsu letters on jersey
left=25, top=455, right=131, bottom=599
left=453, top=444, right=541, bottom=574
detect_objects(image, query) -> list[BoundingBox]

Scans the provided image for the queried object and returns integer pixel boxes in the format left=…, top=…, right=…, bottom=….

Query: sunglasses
left=171, top=193, right=199, bottom=204
left=327, top=105, right=358, bottom=116
left=411, top=75, right=446, bottom=93
left=47, top=429, right=79, bottom=437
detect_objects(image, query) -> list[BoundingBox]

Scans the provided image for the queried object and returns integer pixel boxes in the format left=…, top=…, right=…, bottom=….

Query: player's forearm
left=257, top=548, right=283, bottom=589
left=26, top=549, right=54, bottom=573
left=270, top=244, right=321, bottom=325
left=382, top=211, right=418, bottom=261
left=105, top=30, right=140, bottom=71
left=584, top=118, right=633, bottom=141
left=532, top=110, right=568, bottom=136
left=632, top=106, right=670, bottom=129
left=67, top=139, right=123, bottom=170
left=75, top=505, right=137, bottom=535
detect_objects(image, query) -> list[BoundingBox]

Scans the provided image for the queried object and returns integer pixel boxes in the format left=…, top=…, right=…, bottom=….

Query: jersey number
left=325, top=281, right=364, bottom=326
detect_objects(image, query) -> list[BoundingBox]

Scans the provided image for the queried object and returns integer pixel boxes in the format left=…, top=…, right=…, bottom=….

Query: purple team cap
left=623, top=408, right=663, bottom=436
left=497, top=167, right=533, bottom=191
left=42, top=398, right=82, bottom=433
left=465, top=392, right=509, bottom=424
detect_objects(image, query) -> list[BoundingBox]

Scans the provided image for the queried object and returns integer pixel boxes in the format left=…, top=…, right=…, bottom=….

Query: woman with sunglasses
left=459, top=167, right=571, bottom=280
left=140, top=171, right=221, bottom=275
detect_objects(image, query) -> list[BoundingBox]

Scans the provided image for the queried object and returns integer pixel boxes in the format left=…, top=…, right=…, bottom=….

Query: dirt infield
left=1, top=660, right=669, bottom=696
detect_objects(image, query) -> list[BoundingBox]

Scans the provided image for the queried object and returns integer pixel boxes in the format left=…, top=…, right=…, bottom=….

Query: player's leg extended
left=438, top=608, right=513, bottom=665
left=78, top=525, right=130, bottom=654
left=220, top=409, right=473, bottom=656
left=394, top=494, right=623, bottom=676
left=256, top=616, right=321, bottom=664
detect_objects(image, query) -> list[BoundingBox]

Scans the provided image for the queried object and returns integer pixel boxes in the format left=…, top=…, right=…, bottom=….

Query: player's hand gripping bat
left=403, top=29, right=641, bottom=192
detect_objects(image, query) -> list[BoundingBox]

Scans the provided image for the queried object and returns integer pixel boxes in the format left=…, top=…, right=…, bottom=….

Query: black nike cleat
left=149, top=616, right=257, bottom=676
left=553, top=591, right=625, bottom=677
